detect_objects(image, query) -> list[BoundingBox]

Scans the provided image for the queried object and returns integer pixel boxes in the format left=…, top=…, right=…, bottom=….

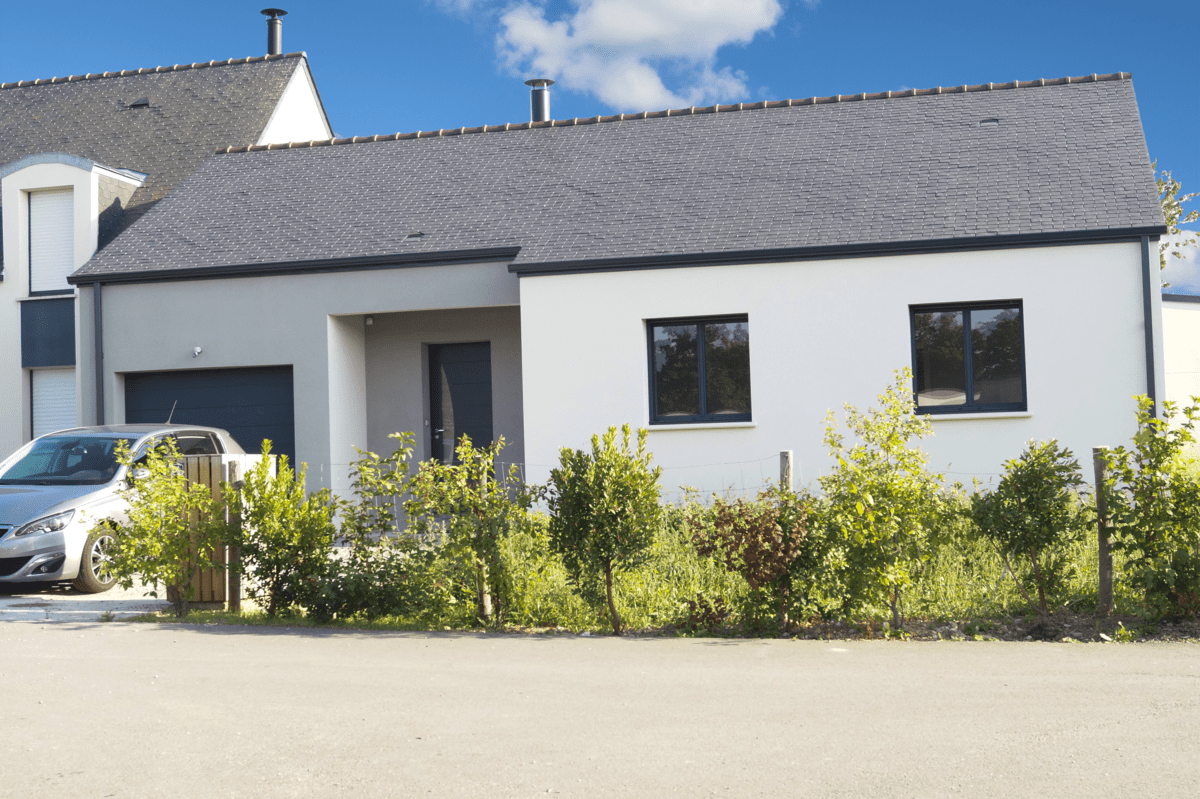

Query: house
left=0, top=20, right=331, bottom=459
left=1163, top=293, right=1200, bottom=408
left=66, top=72, right=1165, bottom=496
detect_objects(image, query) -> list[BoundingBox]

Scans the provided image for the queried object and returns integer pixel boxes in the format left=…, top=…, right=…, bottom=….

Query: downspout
left=1140, top=235, right=1157, bottom=417
left=93, top=282, right=104, bottom=424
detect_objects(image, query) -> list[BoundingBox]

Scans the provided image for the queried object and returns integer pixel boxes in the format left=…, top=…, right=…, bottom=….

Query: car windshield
left=0, top=436, right=136, bottom=486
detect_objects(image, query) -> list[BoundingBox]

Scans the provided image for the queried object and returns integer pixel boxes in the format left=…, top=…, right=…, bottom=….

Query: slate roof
left=76, top=73, right=1165, bottom=281
left=1, top=54, right=309, bottom=237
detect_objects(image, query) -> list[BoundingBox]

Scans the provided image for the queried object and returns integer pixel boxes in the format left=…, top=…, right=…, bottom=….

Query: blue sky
left=4, top=1, right=1197, bottom=288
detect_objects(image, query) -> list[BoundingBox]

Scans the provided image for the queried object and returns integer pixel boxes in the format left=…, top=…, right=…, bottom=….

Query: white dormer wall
left=256, top=60, right=333, bottom=145
left=0, top=156, right=144, bottom=456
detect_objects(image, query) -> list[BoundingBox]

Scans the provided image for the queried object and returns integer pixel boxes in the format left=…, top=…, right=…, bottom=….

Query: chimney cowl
left=261, top=8, right=288, bottom=56
left=525, top=78, right=555, bottom=123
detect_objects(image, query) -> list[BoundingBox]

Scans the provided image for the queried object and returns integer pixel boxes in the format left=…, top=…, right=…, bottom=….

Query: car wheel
left=72, top=528, right=117, bottom=593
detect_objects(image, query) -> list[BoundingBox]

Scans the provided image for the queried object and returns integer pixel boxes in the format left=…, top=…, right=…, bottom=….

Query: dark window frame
left=647, top=314, right=752, bottom=425
left=909, top=299, right=1027, bottom=415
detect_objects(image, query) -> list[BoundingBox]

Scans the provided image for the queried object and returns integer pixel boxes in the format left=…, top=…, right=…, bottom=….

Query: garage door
left=124, top=366, right=294, bottom=461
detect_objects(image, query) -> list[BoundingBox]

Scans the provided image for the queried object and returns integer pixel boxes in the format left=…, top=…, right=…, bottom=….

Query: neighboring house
left=68, top=72, right=1165, bottom=496
left=1163, top=294, right=1200, bottom=406
left=0, top=46, right=331, bottom=459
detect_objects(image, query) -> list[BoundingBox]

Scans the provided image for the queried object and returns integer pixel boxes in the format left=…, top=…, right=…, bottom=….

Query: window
left=910, top=301, right=1026, bottom=413
left=173, top=432, right=222, bottom=456
left=648, top=315, right=751, bottom=424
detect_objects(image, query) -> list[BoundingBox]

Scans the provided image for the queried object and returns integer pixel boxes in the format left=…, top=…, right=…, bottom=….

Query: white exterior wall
left=0, top=160, right=141, bottom=456
left=519, top=242, right=1156, bottom=497
left=255, top=62, right=332, bottom=145
left=87, top=262, right=519, bottom=493
left=1164, top=298, right=1200, bottom=405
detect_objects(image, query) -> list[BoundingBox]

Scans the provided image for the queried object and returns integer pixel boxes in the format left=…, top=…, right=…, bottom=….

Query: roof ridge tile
left=215, top=71, right=1133, bottom=156
left=0, top=52, right=306, bottom=90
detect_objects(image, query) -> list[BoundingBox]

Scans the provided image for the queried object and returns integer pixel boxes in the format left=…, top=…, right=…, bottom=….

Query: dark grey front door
left=429, top=343, right=492, bottom=464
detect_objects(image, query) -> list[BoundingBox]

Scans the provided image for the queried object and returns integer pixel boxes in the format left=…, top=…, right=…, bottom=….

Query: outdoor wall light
left=365, top=315, right=374, bottom=326
left=193, top=347, right=203, bottom=358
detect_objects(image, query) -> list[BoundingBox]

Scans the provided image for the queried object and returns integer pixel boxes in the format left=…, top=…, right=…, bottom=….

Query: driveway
left=0, top=580, right=169, bottom=621
left=1, top=622, right=1198, bottom=797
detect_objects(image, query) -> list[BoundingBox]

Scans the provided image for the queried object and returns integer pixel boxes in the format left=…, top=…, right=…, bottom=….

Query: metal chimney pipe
left=261, top=8, right=288, bottom=55
left=525, top=78, right=555, bottom=123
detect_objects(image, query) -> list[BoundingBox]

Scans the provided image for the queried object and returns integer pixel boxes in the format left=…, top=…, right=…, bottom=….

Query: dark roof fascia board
left=1163, top=293, right=1200, bottom=304
left=509, top=227, right=1169, bottom=277
left=69, top=247, right=521, bottom=286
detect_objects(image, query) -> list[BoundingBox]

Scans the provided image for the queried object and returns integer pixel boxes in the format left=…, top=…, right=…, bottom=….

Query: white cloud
left=497, top=0, right=784, bottom=111
left=1162, top=230, right=1200, bottom=294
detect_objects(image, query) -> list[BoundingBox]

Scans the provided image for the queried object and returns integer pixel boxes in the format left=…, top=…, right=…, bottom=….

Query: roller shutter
left=29, top=188, right=74, bottom=293
left=31, top=368, right=78, bottom=438
left=124, top=366, right=295, bottom=460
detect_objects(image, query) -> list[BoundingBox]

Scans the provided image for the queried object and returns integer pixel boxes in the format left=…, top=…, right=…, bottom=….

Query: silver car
left=0, top=425, right=245, bottom=592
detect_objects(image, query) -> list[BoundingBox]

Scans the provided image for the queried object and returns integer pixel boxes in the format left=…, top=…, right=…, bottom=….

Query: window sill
left=648, top=421, right=757, bottom=431
left=924, top=411, right=1032, bottom=421
left=18, top=293, right=76, bottom=302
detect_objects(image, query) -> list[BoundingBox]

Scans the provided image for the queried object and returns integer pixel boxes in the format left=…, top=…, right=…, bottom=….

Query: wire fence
left=324, top=455, right=1024, bottom=505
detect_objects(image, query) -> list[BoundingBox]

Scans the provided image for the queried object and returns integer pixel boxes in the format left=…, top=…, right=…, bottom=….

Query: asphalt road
left=1, top=621, right=1198, bottom=798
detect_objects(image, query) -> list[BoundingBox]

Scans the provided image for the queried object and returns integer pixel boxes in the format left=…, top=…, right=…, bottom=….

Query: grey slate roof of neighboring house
left=75, top=73, right=1165, bottom=281
left=0, top=53, right=309, bottom=240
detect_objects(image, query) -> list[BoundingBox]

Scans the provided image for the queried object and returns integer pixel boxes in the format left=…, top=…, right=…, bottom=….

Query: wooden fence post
left=1093, top=447, right=1113, bottom=616
left=780, top=450, right=794, bottom=491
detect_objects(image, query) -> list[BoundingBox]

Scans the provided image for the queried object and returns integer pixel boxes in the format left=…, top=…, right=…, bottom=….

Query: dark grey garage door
left=124, top=366, right=295, bottom=461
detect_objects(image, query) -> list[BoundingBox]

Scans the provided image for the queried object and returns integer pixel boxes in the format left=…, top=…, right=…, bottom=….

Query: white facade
left=1163, top=296, right=1200, bottom=406
left=81, top=261, right=520, bottom=494
left=0, top=157, right=144, bottom=457
left=0, top=65, right=331, bottom=459
left=519, top=241, right=1160, bottom=496
left=81, top=239, right=1163, bottom=499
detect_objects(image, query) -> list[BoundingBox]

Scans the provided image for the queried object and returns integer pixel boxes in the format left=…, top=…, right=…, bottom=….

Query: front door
left=429, top=342, right=493, bottom=464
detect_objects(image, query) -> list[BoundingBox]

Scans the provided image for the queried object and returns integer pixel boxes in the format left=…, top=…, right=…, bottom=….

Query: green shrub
left=817, top=369, right=947, bottom=629
left=226, top=442, right=337, bottom=618
left=109, top=438, right=227, bottom=618
left=691, top=486, right=811, bottom=633
left=1103, top=396, right=1200, bottom=618
left=543, top=424, right=663, bottom=635
left=406, top=435, right=531, bottom=627
left=301, top=432, right=453, bottom=624
left=302, top=534, right=449, bottom=623
left=972, top=440, right=1092, bottom=616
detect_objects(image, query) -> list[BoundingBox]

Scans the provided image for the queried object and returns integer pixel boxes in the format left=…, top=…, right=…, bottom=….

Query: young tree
left=108, top=438, right=228, bottom=618
left=406, top=435, right=531, bottom=627
left=226, top=442, right=337, bottom=618
left=972, top=440, right=1091, bottom=616
left=819, top=369, right=946, bottom=630
left=1102, top=396, right=1200, bottom=617
left=1155, top=161, right=1199, bottom=274
left=543, top=425, right=663, bottom=635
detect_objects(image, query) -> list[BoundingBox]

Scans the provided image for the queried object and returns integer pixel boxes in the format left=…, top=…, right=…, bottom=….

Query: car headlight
left=13, top=510, right=75, bottom=538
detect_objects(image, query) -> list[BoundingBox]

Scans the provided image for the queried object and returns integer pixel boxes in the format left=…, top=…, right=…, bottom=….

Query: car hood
left=0, top=484, right=111, bottom=526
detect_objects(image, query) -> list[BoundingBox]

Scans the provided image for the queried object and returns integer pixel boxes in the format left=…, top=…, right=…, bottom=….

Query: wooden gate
left=181, top=454, right=273, bottom=610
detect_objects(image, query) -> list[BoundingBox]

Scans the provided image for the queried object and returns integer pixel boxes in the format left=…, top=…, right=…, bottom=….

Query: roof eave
left=508, top=227, right=1170, bottom=276
left=69, top=246, right=522, bottom=286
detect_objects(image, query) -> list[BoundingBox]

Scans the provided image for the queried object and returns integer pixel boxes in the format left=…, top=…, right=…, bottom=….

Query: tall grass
left=499, top=506, right=748, bottom=631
